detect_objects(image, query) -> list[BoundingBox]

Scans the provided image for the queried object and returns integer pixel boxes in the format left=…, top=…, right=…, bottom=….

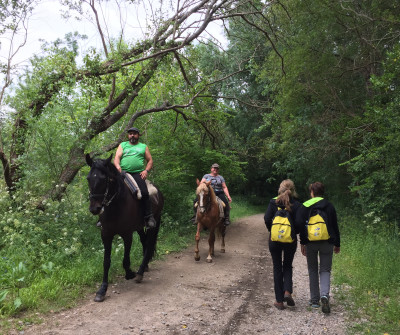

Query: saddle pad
left=122, top=172, right=158, bottom=200
left=122, top=172, right=141, bottom=199
left=216, top=197, right=225, bottom=218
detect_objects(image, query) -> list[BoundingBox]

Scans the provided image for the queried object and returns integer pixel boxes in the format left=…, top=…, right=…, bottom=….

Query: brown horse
left=194, top=179, right=226, bottom=262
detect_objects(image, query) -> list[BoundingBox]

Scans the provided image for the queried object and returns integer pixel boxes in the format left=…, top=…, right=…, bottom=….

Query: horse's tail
left=146, top=227, right=159, bottom=260
left=147, top=189, right=164, bottom=260
left=215, top=218, right=225, bottom=239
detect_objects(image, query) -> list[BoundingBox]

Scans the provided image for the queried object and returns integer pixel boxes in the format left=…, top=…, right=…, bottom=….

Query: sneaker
left=284, top=294, right=295, bottom=306
left=96, top=221, right=102, bottom=228
left=321, top=295, right=330, bottom=314
left=273, top=301, right=285, bottom=310
left=224, top=218, right=231, bottom=226
left=309, top=300, right=320, bottom=308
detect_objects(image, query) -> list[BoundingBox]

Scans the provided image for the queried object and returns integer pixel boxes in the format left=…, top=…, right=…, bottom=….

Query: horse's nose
left=89, top=201, right=102, bottom=215
left=199, top=207, right=205, bottom=214
left=89, top=206, right=102, bottom=215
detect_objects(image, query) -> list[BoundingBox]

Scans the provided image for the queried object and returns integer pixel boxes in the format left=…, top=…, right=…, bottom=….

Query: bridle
left=198, top=184, right=212, bottom=213
left=89, top=167, right=119, bottom=212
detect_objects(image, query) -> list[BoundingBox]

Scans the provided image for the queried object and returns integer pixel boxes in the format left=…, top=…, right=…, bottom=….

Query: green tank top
left=119, top=141, right=147, bottom=174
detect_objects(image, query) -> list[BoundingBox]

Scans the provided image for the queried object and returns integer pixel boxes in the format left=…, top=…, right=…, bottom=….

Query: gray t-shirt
left=202, top=174, right=225, bottom=192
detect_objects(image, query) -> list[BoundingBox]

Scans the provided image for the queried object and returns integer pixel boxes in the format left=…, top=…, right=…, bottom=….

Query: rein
left=89, top=171, right=119, bottom=211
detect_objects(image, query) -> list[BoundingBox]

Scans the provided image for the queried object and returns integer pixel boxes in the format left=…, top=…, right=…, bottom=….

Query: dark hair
left=309, top=182, right=325, bottom=197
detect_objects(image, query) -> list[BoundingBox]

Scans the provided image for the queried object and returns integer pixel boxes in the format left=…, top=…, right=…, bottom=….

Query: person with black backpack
left=297, top=182, right=341, bottom=314
left=264, top=179, right=301, bottom=310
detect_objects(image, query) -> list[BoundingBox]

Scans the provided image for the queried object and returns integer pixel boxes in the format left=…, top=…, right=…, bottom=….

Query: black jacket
left=264, top=197, right=302, bottom=239
left=296, top=198, right=340, bottom=247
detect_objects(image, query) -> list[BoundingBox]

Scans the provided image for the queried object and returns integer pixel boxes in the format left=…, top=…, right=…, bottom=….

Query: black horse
left=86, top=154, right=164, bottom=302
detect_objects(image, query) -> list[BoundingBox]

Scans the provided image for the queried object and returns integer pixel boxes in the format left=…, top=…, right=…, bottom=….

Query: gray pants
left=306, top=241, right=334, bottom=302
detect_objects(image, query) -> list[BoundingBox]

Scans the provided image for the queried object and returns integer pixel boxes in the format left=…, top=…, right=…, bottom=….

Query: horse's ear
left=106, top=154, right=113, bottom=164
left=196, top=178, right=200, bottom=186
left=85, top=153, right=93, bottom=167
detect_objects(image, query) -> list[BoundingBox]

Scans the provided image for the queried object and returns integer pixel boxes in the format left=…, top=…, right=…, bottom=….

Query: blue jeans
left=306, top=241, right=334, bottom=302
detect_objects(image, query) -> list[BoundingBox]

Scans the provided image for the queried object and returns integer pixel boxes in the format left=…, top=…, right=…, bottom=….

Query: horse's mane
left=196, top=182, right=218, bottom=203
left=92, top=158, right=126, bottom=198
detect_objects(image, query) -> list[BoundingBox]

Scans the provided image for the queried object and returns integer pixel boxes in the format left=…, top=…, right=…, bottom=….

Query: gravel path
left=10, top=214, right=348, bottom=335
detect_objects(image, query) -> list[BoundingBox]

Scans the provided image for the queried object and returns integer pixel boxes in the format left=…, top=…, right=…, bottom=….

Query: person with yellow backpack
left=297, top=182, right=341, bottom=314
left=264, top=179, right=301, bottom=310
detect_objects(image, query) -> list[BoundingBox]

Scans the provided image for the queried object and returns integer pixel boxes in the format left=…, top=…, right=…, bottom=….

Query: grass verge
left=333, top=214, right=400, bottom=334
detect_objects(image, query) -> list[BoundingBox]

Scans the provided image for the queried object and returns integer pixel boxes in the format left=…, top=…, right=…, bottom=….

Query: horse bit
left=89, top=176, right=118, bottom=213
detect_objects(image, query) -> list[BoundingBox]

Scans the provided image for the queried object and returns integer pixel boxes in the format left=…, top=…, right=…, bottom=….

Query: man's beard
left=129, top=138, right=138, bottom=144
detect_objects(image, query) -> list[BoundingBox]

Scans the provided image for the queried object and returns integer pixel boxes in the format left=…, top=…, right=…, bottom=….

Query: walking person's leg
left=306, top=242, right=321, bottom=306
left=282, top=241, right=297, bottom=306
left=269, top=240, right=285, bottom=309
left=319, top=241, right=334, bottom=313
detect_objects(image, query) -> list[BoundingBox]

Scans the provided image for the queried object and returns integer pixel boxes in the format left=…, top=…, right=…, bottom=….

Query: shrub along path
left=11, top=214, right=347, bottom=334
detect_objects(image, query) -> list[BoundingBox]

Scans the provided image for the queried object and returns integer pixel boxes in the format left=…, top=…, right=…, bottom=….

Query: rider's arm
left=140, top=146, right=153, bottom=179
left=222, top=182, right=232, bottom=202
left=114, top=145, right=123, bottom=172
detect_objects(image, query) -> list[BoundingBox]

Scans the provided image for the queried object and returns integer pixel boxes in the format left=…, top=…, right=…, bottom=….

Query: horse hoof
left=94, top=294, right=105, bottom=302
left=125, top=271, right=136, bottom=280
left=206, top=259, right=213, bottom=263
left=195, top=256, right=200, bottom=261
left=135, top=274, right=143, bottom=283
left=221, top=249, right=225, bottom=253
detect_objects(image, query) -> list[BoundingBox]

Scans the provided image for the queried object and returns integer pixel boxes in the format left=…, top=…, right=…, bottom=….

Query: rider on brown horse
left=192, top=163, right=232, bottom=226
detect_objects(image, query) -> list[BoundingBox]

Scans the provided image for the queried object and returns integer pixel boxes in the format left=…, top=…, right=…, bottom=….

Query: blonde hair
left=275, top=179, right=298, bottom=211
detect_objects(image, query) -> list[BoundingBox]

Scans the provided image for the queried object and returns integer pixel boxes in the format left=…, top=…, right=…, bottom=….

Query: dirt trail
left=13, top=214, right=347, bottom=335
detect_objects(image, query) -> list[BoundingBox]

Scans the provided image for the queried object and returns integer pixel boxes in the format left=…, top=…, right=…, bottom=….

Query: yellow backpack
left=307, top=208, right=330, bottom=241
left=271, top=207, right=295, bottom=243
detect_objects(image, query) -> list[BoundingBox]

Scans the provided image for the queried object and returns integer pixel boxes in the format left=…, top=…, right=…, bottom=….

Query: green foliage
left=343, top=44, right=400, bottom=221
left=333, top=213, right=400, bottom=334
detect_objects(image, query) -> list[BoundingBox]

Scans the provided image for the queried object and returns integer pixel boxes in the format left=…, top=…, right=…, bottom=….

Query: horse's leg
left=122, top=233, right=136, bottom=280
left=137, top=229, right=149, bottom=272
left=95, top=235, right=113, bottom=302
left=195, top=223, right=201, bottom=261
left=207, top=230, right=215, bottom=263
left=221, top=222, right=226, bottom=253
left=136, top=225, right=159, bottom=283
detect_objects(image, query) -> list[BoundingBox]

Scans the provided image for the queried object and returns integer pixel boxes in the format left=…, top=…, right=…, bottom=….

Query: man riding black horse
left=113, top=127, right=157, bottom=228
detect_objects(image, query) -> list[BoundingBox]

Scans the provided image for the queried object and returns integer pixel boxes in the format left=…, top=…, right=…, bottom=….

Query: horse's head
left=86, top=154, right=120, bottom=215
left=196, top=180, right=213, bottom=214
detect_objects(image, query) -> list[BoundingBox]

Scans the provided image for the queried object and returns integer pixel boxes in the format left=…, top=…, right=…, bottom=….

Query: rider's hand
left=140, top=170, right=148, bottom=179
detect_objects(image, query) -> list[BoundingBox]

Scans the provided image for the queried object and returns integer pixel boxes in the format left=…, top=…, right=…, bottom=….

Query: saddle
left=121, top=171, right=158, bottom=200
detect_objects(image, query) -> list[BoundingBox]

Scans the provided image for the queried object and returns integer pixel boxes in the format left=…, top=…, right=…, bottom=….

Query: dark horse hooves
left=125, top=270, right=136, bottom=280
left=135, top=274, right=144, bottom=283
left=94, top=293, right=106, bottom=302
